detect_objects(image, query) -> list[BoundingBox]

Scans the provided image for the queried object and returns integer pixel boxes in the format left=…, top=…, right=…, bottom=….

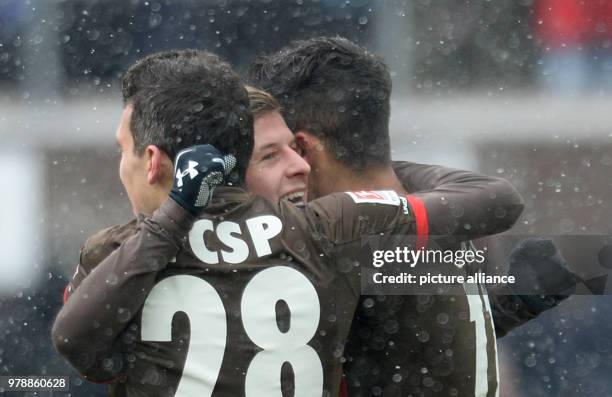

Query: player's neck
left=147, top=182, right=173, bottom=215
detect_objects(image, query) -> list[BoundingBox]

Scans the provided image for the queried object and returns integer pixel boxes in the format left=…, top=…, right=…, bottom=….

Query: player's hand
left=169, top=144, right=236, bottom=215
left=509, top=237, right=579, bottom=313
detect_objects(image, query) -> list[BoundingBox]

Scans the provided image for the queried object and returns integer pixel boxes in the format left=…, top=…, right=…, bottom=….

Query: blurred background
left=1, top=0, right=611, bottom=395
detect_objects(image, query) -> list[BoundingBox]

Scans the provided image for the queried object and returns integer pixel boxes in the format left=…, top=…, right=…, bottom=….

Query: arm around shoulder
left=393, top=161, right=524, bottom=236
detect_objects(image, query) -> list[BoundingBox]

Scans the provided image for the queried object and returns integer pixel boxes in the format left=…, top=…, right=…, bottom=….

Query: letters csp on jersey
left=188, top=215, right=283, bottom=264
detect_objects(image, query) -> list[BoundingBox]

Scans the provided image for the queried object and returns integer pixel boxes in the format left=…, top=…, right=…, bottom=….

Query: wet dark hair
left=249, top=36, right=391, bottom=170
left=122, top=49, right=253, bottom=182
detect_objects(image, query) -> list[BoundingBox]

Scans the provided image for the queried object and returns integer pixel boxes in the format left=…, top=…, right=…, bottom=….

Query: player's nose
left=286, top=148, right=311, bottom=178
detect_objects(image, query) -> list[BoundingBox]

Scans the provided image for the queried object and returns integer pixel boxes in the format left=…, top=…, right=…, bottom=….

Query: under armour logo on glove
left=170, top=145, right=237, bottom=215
left=176, top=160, right=200, bottom=187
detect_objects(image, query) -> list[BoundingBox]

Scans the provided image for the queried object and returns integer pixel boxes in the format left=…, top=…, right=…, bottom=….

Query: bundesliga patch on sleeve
left=345, top=190, right=401, bottom=206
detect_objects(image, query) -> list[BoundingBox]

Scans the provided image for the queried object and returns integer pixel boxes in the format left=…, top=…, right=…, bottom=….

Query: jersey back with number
left=344, top=245, right=499, bottom=397
left=75, top=188, right=417, bottom=397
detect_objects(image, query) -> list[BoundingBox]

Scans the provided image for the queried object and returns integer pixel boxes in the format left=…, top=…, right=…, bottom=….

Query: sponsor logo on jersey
left=346, top=190, right=401, bottom=206
left=188, top=215, right=283, bottom=264
left=399, top=196, right=410, bottom=215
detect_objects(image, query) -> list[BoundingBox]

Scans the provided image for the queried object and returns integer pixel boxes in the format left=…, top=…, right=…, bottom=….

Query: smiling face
left=245, top=111, right=310, bottom=204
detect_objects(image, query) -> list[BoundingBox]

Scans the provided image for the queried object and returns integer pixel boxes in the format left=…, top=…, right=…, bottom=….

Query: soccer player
left=55, top=44, right=571, bottom=397
left=249, top=36, right=576, bottom=396
left=52, top=49, right=425, bottom=396
left=59, top=88, right=313, bottom=302
left=54, top=46, right=537, bottom=397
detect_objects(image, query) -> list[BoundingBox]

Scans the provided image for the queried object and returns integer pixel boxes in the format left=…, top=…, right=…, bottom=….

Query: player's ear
left=295, top=130, right=321, bottom=156
left=145, top=145, right=170, bottom=185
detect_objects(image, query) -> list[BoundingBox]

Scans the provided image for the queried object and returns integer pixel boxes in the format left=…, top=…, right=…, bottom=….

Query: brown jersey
left=56, top=161, right=525, bottom=397
left=53, top=187, right=418, bottom=396
left=341, top=162, right=525, bottom=397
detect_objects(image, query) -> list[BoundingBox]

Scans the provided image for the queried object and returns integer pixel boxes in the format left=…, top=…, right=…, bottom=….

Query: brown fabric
left=392, top=162, right=533, bottom=337
left=392, top=160, right=524, bottom=237
left=64, top=217, right=139, bottom=301
left=53, top=189, right=417, bottom=396
left=57, top=161, right=527, bottom=397
left=341, top=161, right=525, bottom=396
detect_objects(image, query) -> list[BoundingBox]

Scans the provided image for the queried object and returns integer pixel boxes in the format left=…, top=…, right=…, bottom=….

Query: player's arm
left=63, top=253, right=89, bottom=304
left=52, top=144, right=233, bottom=382
left=63, top=219, right=139, bottom=303
left=392, top=161, right=524, bottom=237
left=393, top=162, right=554, bottom=338
left=288, top=190, right=417, bottom=245
left=52, top=198, right=195, bottom=381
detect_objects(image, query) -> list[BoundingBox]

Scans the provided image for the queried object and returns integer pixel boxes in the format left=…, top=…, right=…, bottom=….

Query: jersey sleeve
left=63, top=219, right=139, bottom=303
left=392, top=161, right=524, bottom=237
left=393, top=162, right=536, bottom=337
left=291, top=190, right=417, bottom=245
left=63, top=255, right=88, bottom=304
left=52, top=199, right=195, bottom=382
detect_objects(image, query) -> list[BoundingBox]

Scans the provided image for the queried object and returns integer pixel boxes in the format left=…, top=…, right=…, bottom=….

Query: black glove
left=509, top=237, right=579, bottom=313
left=169, top=144, right=236, bottom=215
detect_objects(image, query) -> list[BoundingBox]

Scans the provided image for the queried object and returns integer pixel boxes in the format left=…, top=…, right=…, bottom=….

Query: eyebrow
left=256, top=142, right=278, bottom=152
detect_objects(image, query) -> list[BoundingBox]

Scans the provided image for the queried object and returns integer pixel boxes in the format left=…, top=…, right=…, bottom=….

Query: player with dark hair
left=249, top=36, right=520, bottom=237
left=121, top=49, right=253, bottom=182
left=54, top=46, right=568, bottom=396
left=249, top=36, right=577, bottom=396
left=250, top=36, right=395, bottom=198
left=52, top=49, right=426, bottom=396
left=60, top=49, right=255, bottom=301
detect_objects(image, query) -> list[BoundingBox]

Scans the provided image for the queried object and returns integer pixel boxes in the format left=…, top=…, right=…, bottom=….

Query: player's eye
left=261, top=151, right=279, bottom=162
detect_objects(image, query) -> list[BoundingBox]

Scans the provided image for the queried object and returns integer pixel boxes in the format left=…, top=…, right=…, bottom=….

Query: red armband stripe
left=63, top=284, right=70, bottom=304
left=406, top=195, right=429, bottom=249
